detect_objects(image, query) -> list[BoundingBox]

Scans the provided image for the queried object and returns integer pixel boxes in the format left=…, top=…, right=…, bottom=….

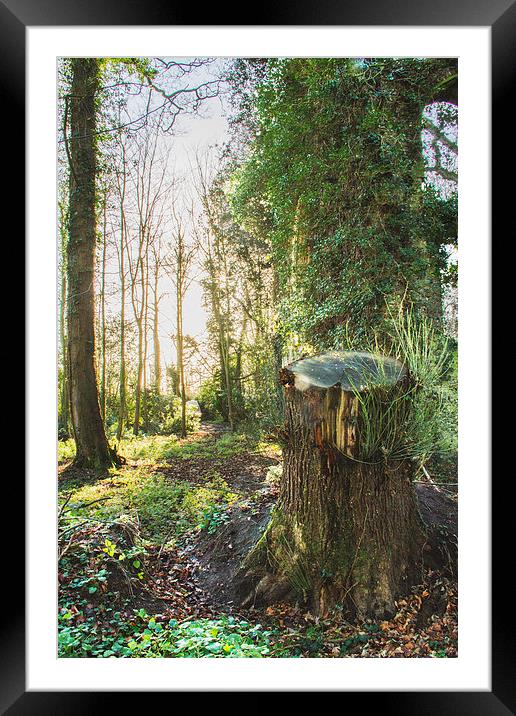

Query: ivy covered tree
left=230, top=58, right=458, bottom=353
left=66, top=58, right=118, bottom=469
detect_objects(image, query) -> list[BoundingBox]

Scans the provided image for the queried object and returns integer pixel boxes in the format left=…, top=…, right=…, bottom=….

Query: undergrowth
left=58, top=608, right=276, bottom=658
left=58, top=430, right=273, bottom=465
left=59, top=469, right=240, bottom=545
left=58, top=425, right=277, bottom=658
left=58, top=425, right=456, bottom=659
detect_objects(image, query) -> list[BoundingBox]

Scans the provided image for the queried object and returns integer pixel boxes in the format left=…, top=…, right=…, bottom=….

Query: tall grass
left=348, top=304, right=454, bottom=465
left=389, top=303, right=449, bottom=388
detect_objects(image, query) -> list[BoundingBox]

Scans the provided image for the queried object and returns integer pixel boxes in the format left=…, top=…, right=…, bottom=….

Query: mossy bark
left=67, top=58, right=119, bottom=470
left=236, top=356, right=426, bottom=618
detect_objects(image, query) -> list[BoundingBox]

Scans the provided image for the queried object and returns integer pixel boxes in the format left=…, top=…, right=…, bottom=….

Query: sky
left=152, top=92, right=230, bottom=369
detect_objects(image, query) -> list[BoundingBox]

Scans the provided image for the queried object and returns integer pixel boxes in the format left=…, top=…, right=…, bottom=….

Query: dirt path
left=197, top=422, right=230, bottom=437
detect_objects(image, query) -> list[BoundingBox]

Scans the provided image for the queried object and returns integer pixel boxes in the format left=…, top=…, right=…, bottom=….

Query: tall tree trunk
left=59, top=199, right=70, bottom=435
left=131, top=234, right=146, bottom=436
left=116, top=181, right=127, bottom=442
left=142, top=248, right=150, bottom=432
left=152, top=266, right=161, bottom=394
left=176, top=273, right=187, bottom=438
left=59, top=246, right=70, bottom=435
left=99, top=199, right=107, bottom=423
left=236, top=351, right=426, bottom=618
left=66, top=58, right=116, bottom=470
left=134, top=318, right=143, bottom=436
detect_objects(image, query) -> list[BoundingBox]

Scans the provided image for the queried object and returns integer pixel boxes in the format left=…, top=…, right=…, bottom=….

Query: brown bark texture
left=66, top=58, right=117, bottom=470
left=235, top=351, right=426, bottom=618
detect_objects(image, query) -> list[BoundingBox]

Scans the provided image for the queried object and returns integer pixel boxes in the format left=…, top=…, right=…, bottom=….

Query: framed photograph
left=6, top=0, right=508, bottom=709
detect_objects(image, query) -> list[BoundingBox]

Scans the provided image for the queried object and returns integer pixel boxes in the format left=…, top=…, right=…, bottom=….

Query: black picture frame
left=6, top=0, right=509, bottom=710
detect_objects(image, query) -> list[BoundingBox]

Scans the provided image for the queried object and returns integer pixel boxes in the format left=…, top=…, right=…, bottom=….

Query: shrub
left=197, top=374, right=224, bottom=422
left=106, top=391, right=201, bottom=438
left=58, top=438, right=76, bottom=461
left=161, top=397, right=201, bottom=435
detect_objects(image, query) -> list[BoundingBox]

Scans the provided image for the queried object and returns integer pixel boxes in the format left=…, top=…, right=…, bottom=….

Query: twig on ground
left=421, top=464, right=443, bottom=493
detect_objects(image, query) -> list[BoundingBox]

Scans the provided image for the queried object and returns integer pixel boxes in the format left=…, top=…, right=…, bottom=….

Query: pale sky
left=153, top=93, right=230, bottom=369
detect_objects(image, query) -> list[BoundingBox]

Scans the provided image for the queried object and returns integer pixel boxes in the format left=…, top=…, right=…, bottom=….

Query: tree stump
left=235, top=351, right=426, bottom=618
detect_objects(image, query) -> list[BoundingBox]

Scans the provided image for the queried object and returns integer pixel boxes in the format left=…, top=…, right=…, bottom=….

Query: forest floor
left=58, top=424, right=458, bottom=658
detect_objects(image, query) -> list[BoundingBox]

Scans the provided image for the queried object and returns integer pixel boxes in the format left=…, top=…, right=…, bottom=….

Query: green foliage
left=239, top=337, right=285, bottom=432
left=127, top=614, right=274, bottom=657
left=59, top=609, right=276, bottom=658
left=181, top=475, right=238, bottom=532
left=197, top=338, right=284, bottom=434
left=389, top=304, right=449, bottom=387
left=230, top=58, right=457, bottom=351
left=130, top=475, right=193, bottom=542
left=292, top=624, right=326, bottom=656
left=58, top=438, right=76, bottom=461
left=161, top=432, right=253, bottom=460
left=339, top=632, right=372, bottom=655
left=139, top=391, right=201, bottom=436
left=114, top=391, right=201, bottom=438
left=58, top=507, right=150, bottom=621
left=197, top=504, right=231, bottom=534
left=60, top=470, right=237, bottom=545
left=197, top=374, right=225, bottom=421
left=59, top=397, right=201, bottom=465
left=118, top=434, right=179, bottom=462
left=58, top=603, right=136, bottom=658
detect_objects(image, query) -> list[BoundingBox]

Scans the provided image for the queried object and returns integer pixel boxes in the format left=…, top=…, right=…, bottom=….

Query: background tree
left=113, top=131, right=129, bottom=441
left=126, top=126, right=168, bottom=434
left=150, top=233, right=165, bottom=394
left=193, top=154, right=237, bottom=430
left=168, top=208, right=197, bottom=438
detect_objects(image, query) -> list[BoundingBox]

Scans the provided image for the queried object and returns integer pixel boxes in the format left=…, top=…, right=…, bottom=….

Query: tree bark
left=142, top=248, right=150, bottom=432
left=99, top=198, right=108, bottom=424
left=176, top=279, right=187, bottom=438
left=66, top=58, right=117, bottom=470
left=236, top=351, right=426, bottom=618
left=152, top=262, right=162, bottom=394
left=116, top=155, right=127, bottom=443
left=59, top=202, right=70, bottom=436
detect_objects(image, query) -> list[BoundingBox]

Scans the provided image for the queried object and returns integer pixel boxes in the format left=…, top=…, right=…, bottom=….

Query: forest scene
left=57, top=56, right=458, bottom=659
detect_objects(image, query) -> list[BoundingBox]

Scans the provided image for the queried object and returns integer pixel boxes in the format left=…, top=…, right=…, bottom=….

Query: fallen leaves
left=251, top=569, right=457, bottom=658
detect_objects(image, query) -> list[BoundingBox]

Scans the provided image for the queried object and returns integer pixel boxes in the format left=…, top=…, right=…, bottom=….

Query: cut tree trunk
left=235, top=351, right=426, bottom=618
